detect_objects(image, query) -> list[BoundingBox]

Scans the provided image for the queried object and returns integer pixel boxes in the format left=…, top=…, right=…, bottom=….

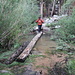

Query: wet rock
left=22, top=70, right=36, bottom=75
left=31, top=50, right=41, bottom=55
left=55, top=25, right=60, bottom=28
left=42, top=26, right=50, bottom=32
left=26, top=63, right=33, bottom=70
left=33, top=48, right=37, bottom=51
left=36, top=72, right=41, bottom=75
left=0, top=59, right=6, bottom=64
left=0, top=70, right=10, bottom=73
left=19, top=70, right=41, bottom=75
left=57, top=54, right=62, bottom=57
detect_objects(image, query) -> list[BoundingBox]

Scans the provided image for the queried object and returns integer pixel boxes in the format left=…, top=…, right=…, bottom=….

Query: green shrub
left=0, top=0, right=39, bottom=49
left=54, top=0, right=75, bottom=43
left=61, top=0, right=75, bottom=14
left=56, top=39, right=71, bottom=51
left=0, top=72, right=14, bottom=75
left=55, top=12, right=75, bottom=42
left=66, top=60, right=75, bottom=75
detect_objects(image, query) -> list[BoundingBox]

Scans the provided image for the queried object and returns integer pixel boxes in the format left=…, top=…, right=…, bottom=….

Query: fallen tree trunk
left=5, top=41, right=29, bottom=64
left=17, top=32, right=43, bottom=61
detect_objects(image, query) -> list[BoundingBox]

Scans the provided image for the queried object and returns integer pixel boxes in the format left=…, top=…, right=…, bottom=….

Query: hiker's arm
left=41, top=20, right=44, bottom=23
left=35, top=20, right=38, bottom=23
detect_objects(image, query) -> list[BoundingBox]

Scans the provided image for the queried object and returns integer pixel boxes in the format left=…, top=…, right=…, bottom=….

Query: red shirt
left=35, top=19, right=44, bottom=25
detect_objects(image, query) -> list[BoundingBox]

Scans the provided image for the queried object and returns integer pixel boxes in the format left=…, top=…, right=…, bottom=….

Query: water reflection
left=33, top=34, right=57, bottom=53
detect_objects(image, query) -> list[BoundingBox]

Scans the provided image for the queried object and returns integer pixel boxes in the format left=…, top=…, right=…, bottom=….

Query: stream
left=32, top=34, right=57, bottom=55
left=12, top=33, right=58, bottom=75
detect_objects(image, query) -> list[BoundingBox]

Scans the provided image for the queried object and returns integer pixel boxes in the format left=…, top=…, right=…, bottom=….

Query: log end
left=16, top=58, right=25, bottom=62
left=16, top=55, right=29, bottom=62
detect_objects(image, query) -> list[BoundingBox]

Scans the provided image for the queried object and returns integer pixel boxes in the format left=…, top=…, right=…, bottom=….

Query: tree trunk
left=17, top=32, right=43, bottom=61
left=5, top=41, right=29, bottom=64
left=58, top=0, right=61, bottom=15
left=48, top=4, right=51, bottom=17
left=51, top=0, right=56, bottom=17
left=40, top=0, right=43, bottom=18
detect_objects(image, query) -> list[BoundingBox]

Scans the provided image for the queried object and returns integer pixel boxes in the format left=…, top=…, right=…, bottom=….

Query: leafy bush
left=66, top=60, right=75, bottom=75
left=0, top=73, right=14, bottom=75
left=56, top=39, right=71, bottom=51
left=48, top=60, right=75, bottom=75
left=61, top=0, right=75, bottom=14
left=54, top=0, right=75, bottom=43
left=0, top=0, right=39, bottom=49
left=55, top=7, right=75, bottom=42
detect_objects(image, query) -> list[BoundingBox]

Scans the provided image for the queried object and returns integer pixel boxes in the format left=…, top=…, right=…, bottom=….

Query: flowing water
left=32, top=34, right=57, bottom=54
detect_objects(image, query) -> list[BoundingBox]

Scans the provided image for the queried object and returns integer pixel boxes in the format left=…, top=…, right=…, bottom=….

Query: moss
left=0, top=72, right=14, bottom=75
left=0, top=51, right=15, bottom=59
left=36, top=65, right=48, bottom=69
left=24, top=55, right=46, bottom=64
left=66, top=59, right=75, bottom=74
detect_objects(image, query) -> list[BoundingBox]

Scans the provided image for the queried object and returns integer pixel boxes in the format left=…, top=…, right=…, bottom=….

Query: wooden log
left=17, top=32, right=43, bottom=61
left=40, top=0, right=44, bottom=18
left=51, top=0, right=56, bottom=17
left=5, top=41, right=29, bottom=64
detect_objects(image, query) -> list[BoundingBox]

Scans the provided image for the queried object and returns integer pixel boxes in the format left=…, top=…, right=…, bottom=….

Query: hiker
left=35, top=17, right=44, bottom=32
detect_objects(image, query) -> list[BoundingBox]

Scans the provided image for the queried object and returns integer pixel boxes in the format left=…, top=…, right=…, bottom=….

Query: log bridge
left=17, top=32, right=43, bottom=61
left=5, top=32, right=43, bottom=64
left=5, top=41, right=29, bottom=64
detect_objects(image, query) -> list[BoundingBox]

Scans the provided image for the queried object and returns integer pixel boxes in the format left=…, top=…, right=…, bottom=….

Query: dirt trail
left=32, top=54, right=67, bottom=75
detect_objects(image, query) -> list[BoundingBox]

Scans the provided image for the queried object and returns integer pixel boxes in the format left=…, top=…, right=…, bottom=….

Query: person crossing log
left=17, top=32, right=43, bottom=61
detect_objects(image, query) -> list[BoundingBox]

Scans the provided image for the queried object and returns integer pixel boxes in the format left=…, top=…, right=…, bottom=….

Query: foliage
left=24, top=54, right=46, bottom=64
left=48, top=62, right=69, bottom=75
left=0, top=54, right=46, bottom=69
left=56, top=39, right=71, bottom=51
left=61, top=0, right=75, bottom=14
left=13, top=43, right=20, bottom=49
left=66, top=60, right=75, bottom=75
left=0, top=50, right=15, bottom=59
left=0, top=73, right=14, bottom=75
left=0, top=0, right=39, bottom=49
left=55, top=4, right=75, bottom=42
left=48, top=60, right=75, bottom=75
